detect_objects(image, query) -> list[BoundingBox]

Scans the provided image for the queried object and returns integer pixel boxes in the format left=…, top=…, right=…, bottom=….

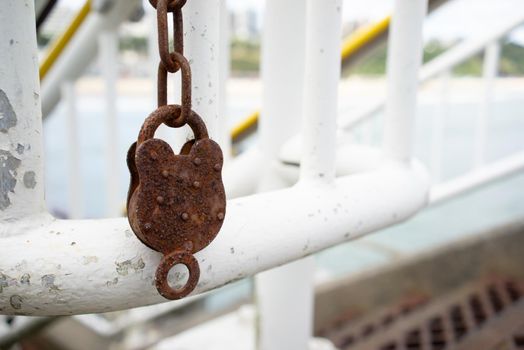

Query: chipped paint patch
left=106, top=277, right=118, bottom=287
left=0, top=90, right=16, bottom=133
left=20, top=273, right=30, bottom=285
left=0, top=150, right=21, bottom=210
left=0, top=273, right=18, bottom=292
left=23, top=171, right=36, bottom=189
left=10, top=295, right=23, bottom=309
left=41, top=274, right=59, bottom=291
left=115, top=257, right=145, bottom=276
left=82, top=256, right=99, bottom=265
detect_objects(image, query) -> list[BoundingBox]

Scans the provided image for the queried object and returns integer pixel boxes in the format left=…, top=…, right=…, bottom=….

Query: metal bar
left=99, top=30, right=120, bottom=217
left=36, top=0, right=59, bottom=32
left=430, top=70, right=450, bottom=183
left=300, top=0, right=342, bottom=183
left=0, top=0, right=47, bottom=227
left=62, top=81, right=83, bottom=219
left=41, top=0, right=141, bottom=118
left=0, top=162, right=428, bottom=315
left=430, top=150, right=524, bottom=204
left=383, top=0, right=428, bottom=162
left=39, top=0, right=91, bottom=80
left=183, top=0, right=220, bottom=138
left=218, top=0, right=232, bottom=161
left=341, top=16, right=390, bottom=62
left=260, top=1, right=343, bottom=348
left=0, top=316, right=59, bottom=349
left=229, top=16, right=390, bottom=144
left=340, top=12, right=524, bottom=132
left=34, top=0, right=48, bottom=19
left=474, top=41, right=500, bottom=168
left=254, top=0, right=307, bottom=348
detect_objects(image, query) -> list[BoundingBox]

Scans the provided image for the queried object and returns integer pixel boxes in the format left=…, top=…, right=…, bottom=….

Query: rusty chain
left=150, top=0, right=191, bottom=125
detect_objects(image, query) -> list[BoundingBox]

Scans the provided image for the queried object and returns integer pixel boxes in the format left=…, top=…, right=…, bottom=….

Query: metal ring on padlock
left=137, top=105, right=208, bottom=146
left=155, top=250, right=200, bottom=300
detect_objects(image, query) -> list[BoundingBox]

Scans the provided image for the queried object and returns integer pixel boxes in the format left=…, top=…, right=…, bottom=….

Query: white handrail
left=40, top=0, right=141, bottom=118
left=339, top=11, right=524, bottom=131
left=430, top=151, right=524, bottom=204
left=0, top=160, right=428, bottom=316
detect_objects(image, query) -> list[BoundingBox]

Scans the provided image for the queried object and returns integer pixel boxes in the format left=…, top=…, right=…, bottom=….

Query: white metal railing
left=0, top=0, right=428, bottom=312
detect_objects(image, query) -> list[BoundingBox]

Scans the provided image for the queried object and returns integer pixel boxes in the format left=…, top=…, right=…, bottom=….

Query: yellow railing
left=341, top=16, right=390, bottom=60
left=230, top=15, right=391, bottom=143
left=39, top=0, right=91, bottom=80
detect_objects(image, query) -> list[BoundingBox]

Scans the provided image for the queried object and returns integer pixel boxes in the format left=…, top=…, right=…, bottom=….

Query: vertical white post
left=474, top=41, right=500, bottom=168
left=0, top=0, right=46, bottom=225
left=430, top=70, right=450, bottom=183
left=256, top=0, right=306, bottom=190
left=99, top=30, right=120, bottom=217
left=62, top=81, right=83, bottom=219
left=183, top=0, right=220, bottom=139
left=383, top=0, right=428, bottom=162
left=254, top=0, right=308, bottom=349
left=300, top=0, right=342, bottom=184
left=219, top=0, right=232, bottom=161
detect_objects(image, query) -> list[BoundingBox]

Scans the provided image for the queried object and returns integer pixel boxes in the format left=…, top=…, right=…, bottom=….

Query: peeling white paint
left=0, top=0, right=45, bottom=223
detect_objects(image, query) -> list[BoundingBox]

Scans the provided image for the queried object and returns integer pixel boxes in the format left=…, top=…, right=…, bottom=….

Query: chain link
left=152, top=0, right=191, bottom=125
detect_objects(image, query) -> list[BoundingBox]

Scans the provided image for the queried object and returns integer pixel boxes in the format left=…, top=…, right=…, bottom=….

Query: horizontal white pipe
left=0, top=160, right=428, bottom=315
left=41, top=0, right=140, bottom=118
left=339, top=11, right=524, bottom=131
left=430, top=151, right=524, bottom=204
left=222, top=147, right=263, bottom=199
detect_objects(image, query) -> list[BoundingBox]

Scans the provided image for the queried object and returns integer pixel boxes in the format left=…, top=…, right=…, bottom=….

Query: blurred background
left=2, top=0, right=524, bottom=349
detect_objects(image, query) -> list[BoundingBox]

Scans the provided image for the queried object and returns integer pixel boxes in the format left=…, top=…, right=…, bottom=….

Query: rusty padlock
left=126, top=104, right=226, bottom=300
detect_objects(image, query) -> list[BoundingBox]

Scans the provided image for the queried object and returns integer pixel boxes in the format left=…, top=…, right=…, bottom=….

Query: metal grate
left=323, top=279, right=524, bottom=350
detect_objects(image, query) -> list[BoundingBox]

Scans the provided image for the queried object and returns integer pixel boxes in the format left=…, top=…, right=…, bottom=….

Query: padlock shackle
left=137, top=105, right=209, bottom=146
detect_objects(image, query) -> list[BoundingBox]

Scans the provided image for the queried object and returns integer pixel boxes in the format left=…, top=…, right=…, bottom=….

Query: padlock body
left=127, top=137, right=226, bottom=255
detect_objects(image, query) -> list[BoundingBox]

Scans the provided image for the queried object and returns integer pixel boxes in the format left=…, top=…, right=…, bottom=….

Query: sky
left=61, top=0, right=524, bottom=43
